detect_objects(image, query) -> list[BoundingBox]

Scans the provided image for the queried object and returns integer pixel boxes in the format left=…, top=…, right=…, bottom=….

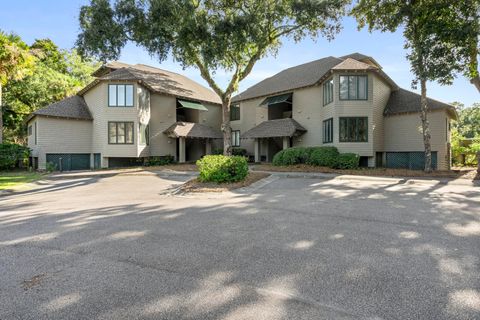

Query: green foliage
left=0, top=143, right=30, bottom=170
left=145, top=155, right=175, bottom=166
left=76, top=0, right=349, bottom=154
left=305, top=146, right=339, bottom=167
left=454, top=103, right=480, bottom=139
left=211, top=148, right=247, bottom=156
left=272, top=147, right=310, bottom=166
left=2, top=36, right=100, bottom=143
left=333, top=153, right=360, bottom=169
left=45, top=162, right=57, bottom=173
left=197, top=155, right=248, bottom=183
left=0, top=31, right=35, bottom=85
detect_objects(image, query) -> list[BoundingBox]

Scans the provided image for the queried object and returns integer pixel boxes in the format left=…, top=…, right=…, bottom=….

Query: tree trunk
left=0, top=82, right=3, bottom=144
left=471, top=75, right=480, bottom=93
left=420, top=79, right=432, bottom=173
left=221, top=96, right=232, bottom=156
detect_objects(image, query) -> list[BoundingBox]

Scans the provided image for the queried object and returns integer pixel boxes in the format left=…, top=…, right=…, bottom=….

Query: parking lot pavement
left=0, top=174, right=479, bottom=319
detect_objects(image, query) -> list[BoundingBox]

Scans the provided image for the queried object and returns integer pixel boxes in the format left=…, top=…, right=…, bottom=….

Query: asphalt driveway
left=0, top=172, right=479, bottom=319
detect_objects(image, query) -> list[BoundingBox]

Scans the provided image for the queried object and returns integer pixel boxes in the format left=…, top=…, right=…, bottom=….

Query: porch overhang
left=241, top=118, right=307, bottom=139
left=163, top=122, right=222, bottom=139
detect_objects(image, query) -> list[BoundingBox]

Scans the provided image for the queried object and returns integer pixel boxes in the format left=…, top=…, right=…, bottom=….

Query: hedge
left=334, top=153, right=360, bottom=169
left=272, top=146, right=359, bottom=169
left=0, top=143, right=30, bottom=170
left=212, top=148, right=248, bottom=157
left=145, top=155, right=175, bottom=166
left=197, top=155, right=248, bottom=183
left=305, top=146, right=339, bottom=167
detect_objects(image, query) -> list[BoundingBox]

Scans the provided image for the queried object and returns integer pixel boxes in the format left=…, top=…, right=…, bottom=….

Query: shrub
left=305, top=146, right=339, bottom=167
left=196, top=155, right=248, bottom=183
left=232, top=148, right=247, bottom=157
left=272, top=147, right=309, bottom=166
left=46, top=162, right=57, bottom=172
left=212, top=148, right=223, bottom=155
left=145, top=155, right=175, bottom=166
left=334, top=153, right=360, bottom=169
left=0, top=143, right=30, bottom=170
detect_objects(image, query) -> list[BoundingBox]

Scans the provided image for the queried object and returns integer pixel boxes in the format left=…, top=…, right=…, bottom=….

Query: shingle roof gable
left=29, top=95, right=92, bottom=121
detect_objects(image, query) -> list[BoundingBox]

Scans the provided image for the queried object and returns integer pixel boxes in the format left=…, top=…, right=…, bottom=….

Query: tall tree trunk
left=221, top=96, right=232, bottom=156
left=0, top=82, right=3, bottom=144
left=471, top=75, right=480, bottom=93
left=420, top=78, right=432, bottom=173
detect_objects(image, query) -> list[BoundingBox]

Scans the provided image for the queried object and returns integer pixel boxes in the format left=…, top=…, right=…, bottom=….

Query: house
left=27, top=53, right=456, bottom=171
left=231, top=53, right=457, bottom=170
left=26, top=62, right=222, bottom=170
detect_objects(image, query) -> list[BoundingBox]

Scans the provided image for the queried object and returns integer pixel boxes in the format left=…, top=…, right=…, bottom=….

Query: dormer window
left=339, top=75, right=368, bottom=100
left=109, top=84, right=134, bottom=107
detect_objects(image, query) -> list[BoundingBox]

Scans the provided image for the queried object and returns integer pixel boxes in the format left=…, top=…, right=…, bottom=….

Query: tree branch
left=192, top=55, right=225, bottom=98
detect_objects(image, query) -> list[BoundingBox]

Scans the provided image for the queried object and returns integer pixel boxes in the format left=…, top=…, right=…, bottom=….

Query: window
left=34, top=122, right=37, bottom=145
left=28, top=125, right=32, bottom=136
left=339, top=75, right=368, bottom=100
left=231, top=130, right=240, bottom=147
left=108, top=84, right=134, bottom=107
left=230, top=104, right=240, bottom=121
left=323, top=118, right=333, bottom=143
left=140, top=124, right=149, bottom=145
left=323, top=78, right=334, bottom=106
left=108, top=122, right=134, bottom=144
left=339, top=117, right=368, bottom=142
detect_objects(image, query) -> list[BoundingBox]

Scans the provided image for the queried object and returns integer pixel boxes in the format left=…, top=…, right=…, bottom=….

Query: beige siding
left=232, top=97, right=264, bottom=155
left=83, top=82, right=150, bottom=166
left=28, top=117, right=92, bottom=169
left=149, top=93, right=177, bottom=158
left=292, top=86, right=322, bottom=148
left=384, top=110, right=450, bottom=170
left=372, top=74, right=391, bottom=152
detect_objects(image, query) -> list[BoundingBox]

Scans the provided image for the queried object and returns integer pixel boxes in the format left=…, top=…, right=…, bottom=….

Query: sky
left=0, top=0, right=478, bottom=107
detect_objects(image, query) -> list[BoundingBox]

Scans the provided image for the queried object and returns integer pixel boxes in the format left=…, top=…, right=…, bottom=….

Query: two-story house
left=27, top=53, right=456, bottom=171
left=231, top=53, right=456, bottom=170
left=26, top=62, right=222, bottom=170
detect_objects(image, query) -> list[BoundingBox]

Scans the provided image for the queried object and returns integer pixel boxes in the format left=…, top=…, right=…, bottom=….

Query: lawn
left=0, top=171, right=45, bottom=190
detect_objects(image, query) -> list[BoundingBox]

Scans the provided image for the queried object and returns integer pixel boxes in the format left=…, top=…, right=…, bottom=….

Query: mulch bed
left=251, top=164, right=479, bottom=180
left=180, top=172, right=270, bottom=193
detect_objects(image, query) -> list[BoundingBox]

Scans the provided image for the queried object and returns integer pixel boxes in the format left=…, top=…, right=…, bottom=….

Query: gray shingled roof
left=29, top=96, right=92, bottom=121
left=163, top=122, right=223, bottom=139
left=242, top=118, right=307, bottom=139
left=232, top=56, right=343, bottom=102
left=385, top=88, right=457, bottom=118
left=82, top=63, right=221, bottom=105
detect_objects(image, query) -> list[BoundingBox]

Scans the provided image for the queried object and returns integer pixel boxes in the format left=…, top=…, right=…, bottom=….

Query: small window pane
left=358, top=76, right=367, bottom=100
left=339, top=76, right=348, bottom=100
left=117, top=123, right=125, bottom=143
left=125, top=85, right=134, bottom=106
left=348, top=76, right=357, bottom=99
left=117, top=85, right=125, bottom=106
left=358, top=118, right=368, bottom=142
left=109, top=85, right=117, bottom=106
left=125, top=122, right=134, bottom=143
left=109, top=122, right=117, bottom=143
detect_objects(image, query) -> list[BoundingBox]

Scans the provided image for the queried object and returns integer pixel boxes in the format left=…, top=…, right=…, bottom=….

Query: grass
left=0, top=171, right=45, bottom=190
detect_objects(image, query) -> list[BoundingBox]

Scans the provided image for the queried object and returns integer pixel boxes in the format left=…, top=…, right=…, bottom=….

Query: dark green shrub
left=272, top=147, right=309, bottom=166
left=212, top=148, right=223, bottom=155
left=334, top=153, right=360, bottom=169
left=306, top=146, right=339, bottom=167
left=197, top=155, right=248, bottom=183
left=46, top=162, right=57, bottom=172
left=145, top=155, right=175, bottom=166
left=232, top=148, right=247, bottom=157
left=0, top=143, right=30, bottom=170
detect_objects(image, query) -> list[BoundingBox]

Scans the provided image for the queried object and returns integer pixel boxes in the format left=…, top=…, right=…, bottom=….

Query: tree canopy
left=76, top=0, right=350, bottom=154
left=2, top=37, right=100, bottom=143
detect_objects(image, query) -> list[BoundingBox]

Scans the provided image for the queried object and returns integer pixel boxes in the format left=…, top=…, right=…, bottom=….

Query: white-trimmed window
left=108, top=84, right=134, bottom=107
left=323, top=118, right=333, bottom=143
